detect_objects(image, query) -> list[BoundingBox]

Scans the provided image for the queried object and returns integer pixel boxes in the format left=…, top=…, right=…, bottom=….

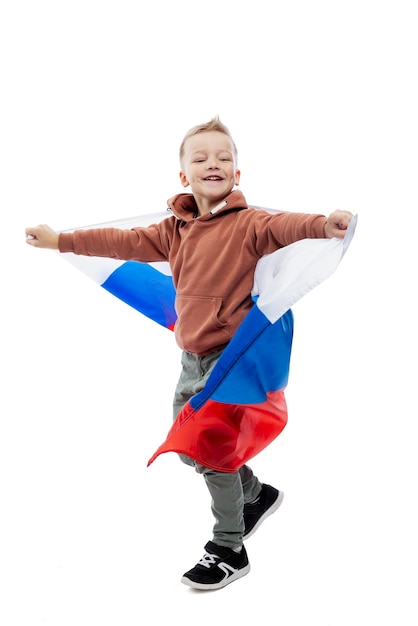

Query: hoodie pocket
left=174, top=294, right=230, bottom=354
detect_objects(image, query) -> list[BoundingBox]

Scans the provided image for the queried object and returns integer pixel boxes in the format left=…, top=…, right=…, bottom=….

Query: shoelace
left=198, top=551, right=219, bottom=569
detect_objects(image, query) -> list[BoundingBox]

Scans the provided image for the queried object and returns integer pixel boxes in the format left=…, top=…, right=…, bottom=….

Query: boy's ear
left=234, top=169, right=241, bottom=186
left=179, top=171, right=189, bottom=188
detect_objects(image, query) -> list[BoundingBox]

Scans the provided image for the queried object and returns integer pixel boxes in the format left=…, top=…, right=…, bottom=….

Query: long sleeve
left=249, top=210, right=327, bottom=256
left=58, top=222, right=171, bottom=262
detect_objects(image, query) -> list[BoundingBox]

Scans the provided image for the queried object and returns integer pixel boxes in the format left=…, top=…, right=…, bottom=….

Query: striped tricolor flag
left=61, top=210, right=357, bottom=471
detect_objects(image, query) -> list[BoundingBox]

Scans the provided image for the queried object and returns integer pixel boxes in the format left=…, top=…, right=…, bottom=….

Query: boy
left=26, top=117, right=353, bottom=590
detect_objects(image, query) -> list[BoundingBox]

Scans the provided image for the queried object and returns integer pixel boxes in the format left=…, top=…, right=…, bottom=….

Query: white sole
left=181, top=563, right=251, bottom=590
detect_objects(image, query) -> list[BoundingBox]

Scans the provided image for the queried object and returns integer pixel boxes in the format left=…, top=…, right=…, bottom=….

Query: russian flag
left=60, top=212, right=177, bottom=330
left=60, top=210, right=357, bottom=472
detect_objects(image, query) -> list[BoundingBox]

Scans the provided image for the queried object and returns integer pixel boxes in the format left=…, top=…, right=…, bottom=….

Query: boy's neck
left=195, top=191, right=234, bottom=216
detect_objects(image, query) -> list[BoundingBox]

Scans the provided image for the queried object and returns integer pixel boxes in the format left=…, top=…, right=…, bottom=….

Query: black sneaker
left=181, top=541, right=250, bottom=590
left=243, top=484, right=284, bottom=539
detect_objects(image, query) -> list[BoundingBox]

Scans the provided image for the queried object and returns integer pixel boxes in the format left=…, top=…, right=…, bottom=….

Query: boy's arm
left=253, top=208, right=354, bottom=254
left=25, top=225, right=59, bottom=249
left=26, top=222, right=170, bottom=262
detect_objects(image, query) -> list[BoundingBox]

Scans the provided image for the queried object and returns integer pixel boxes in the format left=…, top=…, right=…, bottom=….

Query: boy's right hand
left=25, top=225, right=59, bottom=250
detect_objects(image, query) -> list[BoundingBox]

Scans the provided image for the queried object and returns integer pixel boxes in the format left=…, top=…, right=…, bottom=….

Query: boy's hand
left=25, top=225, right=60, bottom=249
left=324, top=210, right=353, bottom=238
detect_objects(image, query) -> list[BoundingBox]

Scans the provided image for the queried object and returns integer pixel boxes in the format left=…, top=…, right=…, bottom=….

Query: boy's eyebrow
left=191, top=148, right=233, bottom=156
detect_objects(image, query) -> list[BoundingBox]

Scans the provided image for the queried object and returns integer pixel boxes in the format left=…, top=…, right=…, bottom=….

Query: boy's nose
left=207, top=159, right=220, bottom=169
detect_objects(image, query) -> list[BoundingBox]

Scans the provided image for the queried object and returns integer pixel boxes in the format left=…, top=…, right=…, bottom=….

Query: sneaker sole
left=244, top=490, right=284, bottom=540
left=181, top=563, right=251, bottom=590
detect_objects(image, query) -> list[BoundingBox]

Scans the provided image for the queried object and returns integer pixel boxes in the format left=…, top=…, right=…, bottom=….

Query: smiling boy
left=179, top=125, right=240, bottom=214
left=26, top=117, right=353, bottom=590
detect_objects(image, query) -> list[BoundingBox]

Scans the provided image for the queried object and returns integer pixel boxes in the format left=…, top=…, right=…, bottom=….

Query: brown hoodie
left=59, top=190, right=327, bottom=356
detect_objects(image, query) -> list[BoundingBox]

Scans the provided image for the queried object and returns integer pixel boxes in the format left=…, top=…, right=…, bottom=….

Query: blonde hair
left=179, top=116, right=238, bottom=163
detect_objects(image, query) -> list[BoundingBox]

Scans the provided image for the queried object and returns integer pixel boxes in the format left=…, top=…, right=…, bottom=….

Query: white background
left=1, top=1, right=417, bottom=624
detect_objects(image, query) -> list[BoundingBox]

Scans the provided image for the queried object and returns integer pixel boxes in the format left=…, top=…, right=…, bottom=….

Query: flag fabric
left=61, top=211, right=177, bottom=330
left=61, top=210, right=357, bottom=472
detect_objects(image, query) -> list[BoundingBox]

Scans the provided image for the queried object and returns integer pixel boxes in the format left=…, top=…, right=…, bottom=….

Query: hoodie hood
left=167, top=189, right=249, bottom=222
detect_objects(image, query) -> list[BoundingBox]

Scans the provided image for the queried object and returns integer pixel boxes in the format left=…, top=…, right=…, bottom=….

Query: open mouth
left=203, top=176, right=223, bottom=181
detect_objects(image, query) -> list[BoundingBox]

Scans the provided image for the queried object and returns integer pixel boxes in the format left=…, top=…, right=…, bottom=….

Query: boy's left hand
left=324, top=210, right=353, bottom=239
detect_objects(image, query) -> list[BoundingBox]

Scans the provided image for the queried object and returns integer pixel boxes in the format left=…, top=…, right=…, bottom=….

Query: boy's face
left=179, top=131, right=240, bottom=214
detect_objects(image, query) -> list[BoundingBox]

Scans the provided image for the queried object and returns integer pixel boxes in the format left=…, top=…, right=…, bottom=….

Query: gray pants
left=173, top=349, right=262, bottom=549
